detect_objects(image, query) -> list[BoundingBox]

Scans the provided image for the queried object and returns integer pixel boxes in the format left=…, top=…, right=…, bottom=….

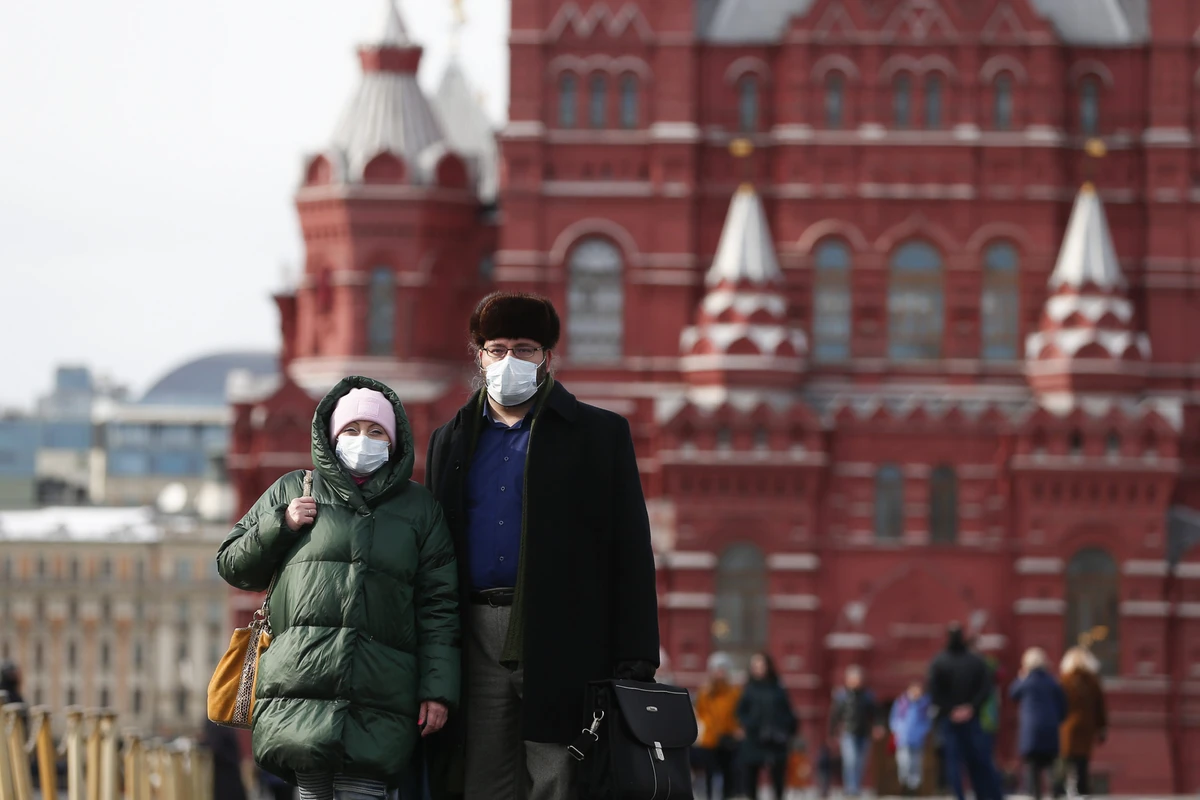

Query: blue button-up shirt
left=464, top=406, right=529, bottom=591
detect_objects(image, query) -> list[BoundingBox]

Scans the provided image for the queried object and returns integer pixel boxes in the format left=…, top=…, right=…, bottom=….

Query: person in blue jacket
left=889, top=682, right=933, bottom=795
left=1008, top=648, right=1067, bottom=800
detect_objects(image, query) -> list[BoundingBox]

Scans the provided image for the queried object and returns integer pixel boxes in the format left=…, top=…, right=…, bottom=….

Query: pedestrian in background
left=828, top=665, right=879, bottom=798
left=693, top=652, right=742, bottom=800
left=927, top=622, right=997, bottom=800
left=736, top=652, right=796, bottom=800
left=217, top=378, right=460, bottom=800
left=889, top=682, right=932, bottom=796
left=1009, top=647, right=1066, bottom=800
left=201, top=720, right=249, bottom=800
left=1058, top=647, right=1107, bottom=797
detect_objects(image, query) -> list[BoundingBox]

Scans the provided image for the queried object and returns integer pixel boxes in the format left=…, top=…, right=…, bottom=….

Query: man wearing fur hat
left=424, top=292, right=660, bottom=800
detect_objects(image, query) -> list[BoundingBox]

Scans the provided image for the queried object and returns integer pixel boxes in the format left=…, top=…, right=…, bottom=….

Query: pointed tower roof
left=322, top=0, right=446, bottom=183
left=1048, top=183, right=1126, bottom=291
left=1026, top=184, right=1149, bottom=397
left=680, top=185, right=806, bottom=389
left=706, top=184, right=783, bottom=287
left=434, top=59, right=499, bottom=202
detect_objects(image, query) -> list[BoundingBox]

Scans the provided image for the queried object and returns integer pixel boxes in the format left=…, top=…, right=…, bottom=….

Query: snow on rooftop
left=0, top=506, right=161, bottom=543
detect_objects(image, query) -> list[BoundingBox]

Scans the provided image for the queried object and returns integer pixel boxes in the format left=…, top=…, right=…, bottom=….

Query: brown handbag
left=207, top=470, right=312, bottom=729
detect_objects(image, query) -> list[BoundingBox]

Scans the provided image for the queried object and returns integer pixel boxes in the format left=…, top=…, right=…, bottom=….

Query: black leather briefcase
left=571, top=680, right=697, bottom=799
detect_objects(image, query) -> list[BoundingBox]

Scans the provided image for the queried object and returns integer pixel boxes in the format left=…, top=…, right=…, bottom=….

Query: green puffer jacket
left=216, top=376, right=460, bottom=787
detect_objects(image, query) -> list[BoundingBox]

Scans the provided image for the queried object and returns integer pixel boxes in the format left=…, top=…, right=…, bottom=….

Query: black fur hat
left=469, top=292, right=561, bottom=349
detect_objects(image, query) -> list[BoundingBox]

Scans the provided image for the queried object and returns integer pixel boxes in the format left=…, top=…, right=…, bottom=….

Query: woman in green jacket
left=217, top=377, right=460, bottom=800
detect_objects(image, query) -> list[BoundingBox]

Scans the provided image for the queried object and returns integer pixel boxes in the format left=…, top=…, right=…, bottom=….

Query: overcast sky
left=0, top=0, right=508, bottom=410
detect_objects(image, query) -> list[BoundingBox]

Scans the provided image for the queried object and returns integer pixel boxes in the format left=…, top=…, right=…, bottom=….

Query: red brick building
left=227, top=0, right=1200, bottom=792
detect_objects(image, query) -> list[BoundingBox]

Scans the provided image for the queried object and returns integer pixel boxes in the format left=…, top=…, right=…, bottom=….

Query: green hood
left=312, top=376, right=416, bottom=510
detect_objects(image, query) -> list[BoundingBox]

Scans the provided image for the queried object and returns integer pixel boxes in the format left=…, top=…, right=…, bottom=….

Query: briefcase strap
left=568, top=711, right=605, bottom=762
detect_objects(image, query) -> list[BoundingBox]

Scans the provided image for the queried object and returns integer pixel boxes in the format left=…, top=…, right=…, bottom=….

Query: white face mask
left=484, top=354, right=543, bottom=407
left=335, top=434, right=390, bottom=476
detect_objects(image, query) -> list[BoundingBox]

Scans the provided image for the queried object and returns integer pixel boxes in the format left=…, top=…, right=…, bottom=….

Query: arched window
left=813, top=239, right=852, bottom=362
left=888, top=241, right=944, bottom=360
left=1066, top=548, right=1119, bottom=676
left=713, top=543, right=768, bottom=664
left=875, top=464, right=904, bottom=541
left=893, top=73, right=913, bottom=129
left=367, top=267, right=395, bottom=356
left=559, top=73, right=578, bottom=128
left=924, top=73, right=943, bottom=130
left=929, top=465, right=958, bottom=544
left=994, top=74, right=1013, bottom=131
left=619, top=74, right=638, bottom=129
left=567, top=238, right=624, bottom=361
left=825, top=72, right=845, bottom=129
left=982, top=242, right=1020, bottom=360
left=589, top=74, right=608, bottom=129
left=738, top=75, right=759, bottom=132
left=1080, top=77, right=1100, bottom=137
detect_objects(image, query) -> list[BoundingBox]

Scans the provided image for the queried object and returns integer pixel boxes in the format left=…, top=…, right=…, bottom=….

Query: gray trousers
left=463, top=604, right=575, bottom=800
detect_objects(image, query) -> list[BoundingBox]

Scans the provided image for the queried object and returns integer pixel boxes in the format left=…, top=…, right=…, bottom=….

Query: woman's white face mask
left=336, top=434, right=390, bottom=476
left=484, top=354, right=544, bottom=407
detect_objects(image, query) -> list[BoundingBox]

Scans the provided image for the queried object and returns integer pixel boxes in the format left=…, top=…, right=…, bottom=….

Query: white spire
left=370, top=0, right=413, bottom=48
left=706, top=184, right=782, bottom=287
left=435, top=59, right=499, bottom=201
left=1049, top=184, right=1126, bottom=291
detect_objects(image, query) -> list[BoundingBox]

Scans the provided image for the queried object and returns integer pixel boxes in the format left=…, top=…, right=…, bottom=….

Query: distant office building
left=0, top=506, right=228, bottom=736
left=0, top=415, right=39, bottom=509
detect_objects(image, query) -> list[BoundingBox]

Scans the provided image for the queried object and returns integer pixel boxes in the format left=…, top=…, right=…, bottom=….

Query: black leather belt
left=469, top=588, right=515, bottom=607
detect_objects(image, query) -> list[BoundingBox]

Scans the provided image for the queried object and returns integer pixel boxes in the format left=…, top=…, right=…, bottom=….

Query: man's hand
left=949, top=705, right=974, bottom=723
left=419, top=701, right=448, bottom=736
left=285, top=497, right=317, bottom=531
left=614, top=660, right=656, bottom=682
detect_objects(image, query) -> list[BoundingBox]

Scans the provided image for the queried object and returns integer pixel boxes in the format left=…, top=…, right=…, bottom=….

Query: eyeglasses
left=481, top=345, right=543, bottom=359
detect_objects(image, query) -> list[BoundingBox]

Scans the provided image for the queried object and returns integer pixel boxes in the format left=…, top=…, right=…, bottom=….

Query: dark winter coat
left=829, top=686, right=877, bottom=739
left=1009, top=668, right=1067, bottom=758
left=736, top=679, right=797, bottom=764
left=424, top=381, right=660, bottom=793
left=217, top=376, right=460, bottom=787
left=927, top=629, right=993, bottom=719
left=1060, top=669, right=1107, bottom=758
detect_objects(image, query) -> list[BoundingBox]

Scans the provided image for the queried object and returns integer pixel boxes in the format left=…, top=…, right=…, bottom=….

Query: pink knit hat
left=329, top=388, right=397, bottom=447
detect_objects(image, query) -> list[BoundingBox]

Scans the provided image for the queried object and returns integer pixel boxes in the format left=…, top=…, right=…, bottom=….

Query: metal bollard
left=98, top=712, right=119, bottom=800
left=0, top=694, right=13, bottom=800
left=123, top=733, right=146, bottom=800
left=29, top=707, right=58, bottom=799
left=64, top=707, right=86, bottom=800
left=2, top=704, right=33, bottom=800
left=144, top=740, right=165, bottom=800
left=85, top=710, right=102, bottom=800
left=192, top=748, right=212, bottom=800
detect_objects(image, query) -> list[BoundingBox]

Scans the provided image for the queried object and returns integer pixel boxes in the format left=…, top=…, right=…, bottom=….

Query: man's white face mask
left=484, top=353, right=543, bottom=407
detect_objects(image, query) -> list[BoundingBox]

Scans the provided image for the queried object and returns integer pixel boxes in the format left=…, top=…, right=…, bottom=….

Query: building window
left=994, top=74, right=1013, bottom=131
left=99, top=688, right=110, bottom=709
left=175, top=688, right=188, bottom=717
left=67, top=641, right=77, bottom=669
left=982, top=242, right=1020, bottom=360
left=134, top=642, right=144, bottom=671
left=67, top=687, right=77, bottom=707
left=134, top=559, right=145, bottom=582
left=1066, top=548, right=1119, bottom=676
left=888, top=241, right=944, bottom=360
left=738, top=75, right=759, bottom=133
left=812, top=239, right=852, bottom=362
left=924, top=73, right=943, bottom=129
left=825, top=72, right=845, bottom=129
left=367, top=267, right=395, bottom=357
left=100, top=642, right=110, bottom=670
left=175, top=558, right=192, bottom=582
left=133, top=689, right=143, bottom=715
left=36, top=556, right=46, bottom=579
left=875, top=464, right=904, bottom=541
left=1080, top=77, right=1100, bottom=137
left=929, top=465, right=958, bottom=544
left=99, top=558, right=112, bottom=580
left=893, top=73, right=913, bottom=129
left=559, top=73, right=578, bottom=129
left=589, top=74, right=607, bottom=129
left=713, top=543, right=768, bottom=666
left=619, top=74, right=638, bottom=129
left=69, top=558, right=79, bottom=581
left=208, top=600, right=223, bottom=626
left=178, top=600, right=189, bottom=625
left=567, top=238, right=624, bottom=362
left=34, top=642, right=43, bottom=670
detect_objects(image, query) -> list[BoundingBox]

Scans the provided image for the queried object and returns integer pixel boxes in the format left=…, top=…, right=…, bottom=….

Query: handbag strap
left=257, top=470, right=313, bottom=624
